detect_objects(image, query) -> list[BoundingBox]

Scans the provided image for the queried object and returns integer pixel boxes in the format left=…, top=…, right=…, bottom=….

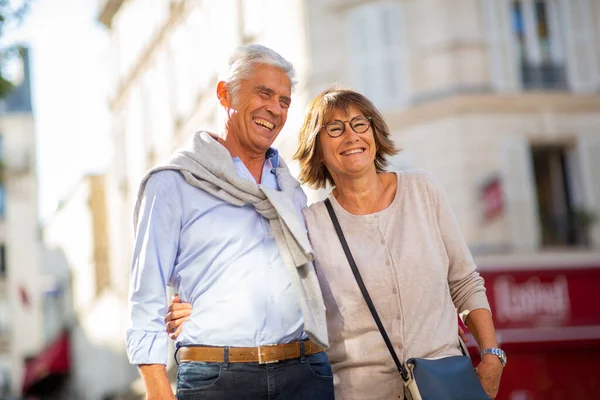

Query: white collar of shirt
left=232, top=148, right=280, bottom=184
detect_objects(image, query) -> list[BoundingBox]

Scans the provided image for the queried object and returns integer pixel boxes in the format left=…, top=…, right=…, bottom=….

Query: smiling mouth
left=254, top=118, right=274, bottom=130
left=340, top=148, right=365, bottom=156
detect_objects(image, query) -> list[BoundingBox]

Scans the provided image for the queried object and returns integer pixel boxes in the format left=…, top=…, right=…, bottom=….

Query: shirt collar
left=266, top=147, right=280, bottom=168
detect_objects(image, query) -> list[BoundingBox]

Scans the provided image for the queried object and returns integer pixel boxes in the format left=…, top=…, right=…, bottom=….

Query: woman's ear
left=216, top=81, right=231, bottom=107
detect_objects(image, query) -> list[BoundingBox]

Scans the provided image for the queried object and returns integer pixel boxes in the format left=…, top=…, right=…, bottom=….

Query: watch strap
left=481, top=347, right=506, bottom=367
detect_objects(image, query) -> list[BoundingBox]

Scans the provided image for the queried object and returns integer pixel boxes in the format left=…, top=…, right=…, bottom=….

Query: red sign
left=481, top=177, right=503, bottom=222
left=466, top=265, right=600, bottom=399
left=481, top=267, right=600, bottom=344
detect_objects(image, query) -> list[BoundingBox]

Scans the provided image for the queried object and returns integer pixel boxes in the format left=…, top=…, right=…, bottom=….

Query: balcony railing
left=540, top=210, right=597, bottom=249
left=521, top=62, right=568, bottom=90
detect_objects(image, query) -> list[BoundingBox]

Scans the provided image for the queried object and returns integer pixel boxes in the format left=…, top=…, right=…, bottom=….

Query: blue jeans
left=176, top=351, right=334, bottom=400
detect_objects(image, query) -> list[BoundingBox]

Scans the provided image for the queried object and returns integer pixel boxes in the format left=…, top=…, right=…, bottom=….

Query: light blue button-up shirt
left=126, top=149, right=308, bottom=365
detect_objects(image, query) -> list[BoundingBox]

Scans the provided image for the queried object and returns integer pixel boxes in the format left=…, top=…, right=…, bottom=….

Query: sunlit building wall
left=97, top=0, right=600, bottom=396
left=98, top=0, right=311, bottom=395
left=0, top=48, right=43, bottom=396
left=99, top=0, right=313, bottom=303
left=100, top=0, right=313, bottom=348
left=306, top=0, right=600, bottom=256
left=43, top=174, right=139, bottom=399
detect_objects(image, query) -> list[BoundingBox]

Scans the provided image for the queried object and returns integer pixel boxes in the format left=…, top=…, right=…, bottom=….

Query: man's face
left=224, top=64, right=292, bottom=155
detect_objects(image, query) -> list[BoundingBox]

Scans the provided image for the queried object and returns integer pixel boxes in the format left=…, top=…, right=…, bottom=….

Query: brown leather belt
left=178, top=340, right=324, bottom=364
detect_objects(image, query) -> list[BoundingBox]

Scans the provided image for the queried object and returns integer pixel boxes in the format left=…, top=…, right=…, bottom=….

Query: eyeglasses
left=321, top=116, right=372, bottom=138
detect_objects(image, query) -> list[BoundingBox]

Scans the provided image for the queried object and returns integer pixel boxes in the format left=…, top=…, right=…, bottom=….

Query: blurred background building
left=1, top=0, right=598, bottom=398
left=0, top=46, right=73, bottom=399
left=0, top=46, right=41, bottom=396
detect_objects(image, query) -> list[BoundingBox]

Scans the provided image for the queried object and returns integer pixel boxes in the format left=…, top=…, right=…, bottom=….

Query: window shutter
left=348, top=5, right=380, bottom=101
left=501, top=135, right=540, bottom=251
left=559, top=0, right=600, bottom=92
left=482, top=0, right=520, bottom=91
left=379, top=2, right=408, bottom=106
left=348, top=1, right=408, bottom=108
left=576, top=134, right=600, bottom=246
left=546, top=0, right=565, bottom=64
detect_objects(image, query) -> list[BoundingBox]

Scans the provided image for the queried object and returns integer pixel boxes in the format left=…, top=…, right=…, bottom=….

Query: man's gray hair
left=225, top=44, right=297, bottom=101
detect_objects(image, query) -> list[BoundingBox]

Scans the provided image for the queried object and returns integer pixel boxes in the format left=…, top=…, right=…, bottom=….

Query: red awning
left=22, top=331, right=70, bottom=394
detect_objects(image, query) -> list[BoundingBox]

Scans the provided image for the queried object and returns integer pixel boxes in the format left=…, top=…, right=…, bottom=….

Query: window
left=532, top=145, right=588, bottom=247
left=511, top=0, right=567, bottom=89
left=484, top=0, right=600, bottom=92
left=347, top=1, right=409, bottom=109
left=0, top=245, right=5, bottom=277
left=240, top=0, right=265, bottom=44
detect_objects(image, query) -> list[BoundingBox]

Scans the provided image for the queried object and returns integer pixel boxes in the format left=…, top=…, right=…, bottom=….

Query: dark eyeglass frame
left=321, top=116, right=372, bottom=138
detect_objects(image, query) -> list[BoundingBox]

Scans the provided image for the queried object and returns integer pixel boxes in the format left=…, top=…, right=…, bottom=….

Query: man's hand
left=475, top=355, right=503, bottom=399
left=165, top=294, right=193, bottom=340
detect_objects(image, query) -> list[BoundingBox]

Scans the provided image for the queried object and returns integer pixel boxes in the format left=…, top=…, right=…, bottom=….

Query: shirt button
left=386, top=260, right=391, bottom=266
left=381, top=238, right=385, bottom=244
left=392, top=288, right=398, bottom=295
left=396, top=314, right=401, bottom=320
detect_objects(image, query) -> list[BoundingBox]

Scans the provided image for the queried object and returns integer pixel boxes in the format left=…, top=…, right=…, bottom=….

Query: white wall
left=44, top=176, right=139, bottom=400
left=393, top=109, right=600, bottom=252
left=0, top=112, right=43, bottom=396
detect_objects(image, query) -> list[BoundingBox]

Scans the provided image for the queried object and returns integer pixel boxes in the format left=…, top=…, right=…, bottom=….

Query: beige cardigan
left=302, top=170, right=490, bottom=400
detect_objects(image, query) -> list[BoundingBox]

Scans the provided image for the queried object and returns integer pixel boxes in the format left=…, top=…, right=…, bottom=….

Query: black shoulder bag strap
left=324, top=198, right=410, bottom=381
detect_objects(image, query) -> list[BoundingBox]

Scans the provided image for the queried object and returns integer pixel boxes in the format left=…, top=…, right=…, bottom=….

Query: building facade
left=308, top=2, right=600, bottom=398
left=42, top=174, right=140, bottom=399
left=309, top=0, right=600, bottom=254
left=98, top=0, right=600, bottom=398
left=0, top=47, right=44, bottom=396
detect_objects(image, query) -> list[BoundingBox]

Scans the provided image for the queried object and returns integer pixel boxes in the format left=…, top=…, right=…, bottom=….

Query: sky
left=4, top=0, right=111, bottom=220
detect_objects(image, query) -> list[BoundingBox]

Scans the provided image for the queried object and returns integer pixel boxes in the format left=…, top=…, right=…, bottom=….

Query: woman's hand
left=458, top=325, right=468, bottom=343
left=165, top=294, right=192, bottom=340
left=464, top=309, right=503, bottom=398
left=475, top=355, right=503, bottom=399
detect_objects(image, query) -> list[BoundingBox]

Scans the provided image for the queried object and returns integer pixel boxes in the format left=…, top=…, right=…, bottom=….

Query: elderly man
left=126, top=45, right=333, bottom=400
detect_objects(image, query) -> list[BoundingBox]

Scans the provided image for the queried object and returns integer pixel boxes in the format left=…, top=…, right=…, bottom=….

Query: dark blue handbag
left=405, top=355, right=490, bottom=400
left=325, top=199, right=490, bottom=400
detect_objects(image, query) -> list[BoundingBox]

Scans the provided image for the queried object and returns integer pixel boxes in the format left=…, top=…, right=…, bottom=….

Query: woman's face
left=318, top=106, right=377, bottom=183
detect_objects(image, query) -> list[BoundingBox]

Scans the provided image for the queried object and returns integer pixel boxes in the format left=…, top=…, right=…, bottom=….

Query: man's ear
left=217, top=81, right=231, bottom=107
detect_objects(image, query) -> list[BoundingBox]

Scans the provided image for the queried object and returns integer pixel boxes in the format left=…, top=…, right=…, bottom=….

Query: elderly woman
left=293, top=88, right=503, bottom=399
left=167, top=88, right=504, bottom=399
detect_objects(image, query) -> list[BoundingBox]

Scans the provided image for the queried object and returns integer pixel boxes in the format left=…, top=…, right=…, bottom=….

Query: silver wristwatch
left=480, top=348, right=507, bottom=367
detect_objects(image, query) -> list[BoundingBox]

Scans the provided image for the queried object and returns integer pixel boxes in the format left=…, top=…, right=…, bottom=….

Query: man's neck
left=221, top=135, right=267, bottom=184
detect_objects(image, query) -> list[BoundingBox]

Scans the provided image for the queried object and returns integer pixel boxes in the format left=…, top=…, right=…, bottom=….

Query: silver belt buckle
left=257, top=345, right=279, bottom=364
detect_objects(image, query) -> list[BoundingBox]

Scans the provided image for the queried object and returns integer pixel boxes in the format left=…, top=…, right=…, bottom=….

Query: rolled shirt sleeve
left=425, top=171, right=491, bottom=318
left=126, top=172, right=181, bottom=365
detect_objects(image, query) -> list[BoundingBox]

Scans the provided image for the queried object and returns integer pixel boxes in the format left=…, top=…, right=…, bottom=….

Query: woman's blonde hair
left=293, top=87, right=399, bottom=189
